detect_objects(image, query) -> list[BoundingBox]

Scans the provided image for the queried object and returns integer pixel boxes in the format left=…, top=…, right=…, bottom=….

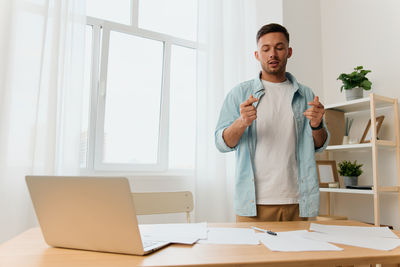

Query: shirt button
left=251, top=200, right=254, bottom=203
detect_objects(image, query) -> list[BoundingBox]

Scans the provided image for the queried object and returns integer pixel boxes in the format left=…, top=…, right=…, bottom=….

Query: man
left=215, top=23, right=330, bottom=222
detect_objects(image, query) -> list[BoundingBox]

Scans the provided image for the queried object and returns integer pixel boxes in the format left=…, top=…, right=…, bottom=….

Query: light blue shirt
left=215, top=72, right=330, bottom=217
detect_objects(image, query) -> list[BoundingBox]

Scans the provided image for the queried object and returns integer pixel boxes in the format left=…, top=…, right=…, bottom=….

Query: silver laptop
left=25, top=176, right=170, bottom=255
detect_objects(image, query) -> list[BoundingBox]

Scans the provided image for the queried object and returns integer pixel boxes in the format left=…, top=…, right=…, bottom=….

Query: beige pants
left=236, top=204, right=307, bottom=222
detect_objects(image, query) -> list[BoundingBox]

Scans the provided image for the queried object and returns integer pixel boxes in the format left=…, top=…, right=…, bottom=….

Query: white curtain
left=195, top=0, right=260, bottom=222
left=0, top=0, right=86, bottom=242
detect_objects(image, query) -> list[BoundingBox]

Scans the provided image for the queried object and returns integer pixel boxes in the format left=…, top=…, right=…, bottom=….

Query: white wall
left=283, top=0, right=324, bottom=98
left=238, top=0, right=283, bottom=82
left=283, top=0, right=400, bottom=228
left=320, top=0, right=400, bottom=103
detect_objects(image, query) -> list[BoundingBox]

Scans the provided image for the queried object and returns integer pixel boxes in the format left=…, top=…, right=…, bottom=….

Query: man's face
left=255, top=32, right=292, bottom=76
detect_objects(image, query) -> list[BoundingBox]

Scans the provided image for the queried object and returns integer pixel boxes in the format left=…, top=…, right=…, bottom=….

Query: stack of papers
left=139, top=223, right=400, bottom=251
left=140, top=224, right=259, bottom=245
left=139, top=222, right=207, bottom=244
left=302, top=223, right=400, bottom=251
left=258, top=230, right=342, bottom=252
left=310, top=223, right=398, bottom=238
left=197, top=227, right=259, bottom=245
left=195, top=227, right=341, bottom=251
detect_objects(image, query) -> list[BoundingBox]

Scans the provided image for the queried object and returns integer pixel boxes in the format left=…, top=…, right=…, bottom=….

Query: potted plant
left=338, top=160, right=363, bottom=187
left=337, top=66, right=372, bottom=101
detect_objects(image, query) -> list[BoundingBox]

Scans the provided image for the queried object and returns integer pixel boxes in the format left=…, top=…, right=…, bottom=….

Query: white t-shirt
left=254, top=79, right=299, bottom=204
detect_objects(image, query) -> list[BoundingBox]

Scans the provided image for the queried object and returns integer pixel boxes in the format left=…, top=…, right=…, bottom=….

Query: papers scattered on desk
left=197, top=227, right=259, bottom=245
left=302, top=231, right=400, bottom=251
left=305, top=223, right=400, bottom=251
left=139, top=223, right=400, bottom=250
left=258, top=230, right=342, bottom=252
left=139, top=222, right=207, bottom=244
left=310, top=223, right=398, bottom=239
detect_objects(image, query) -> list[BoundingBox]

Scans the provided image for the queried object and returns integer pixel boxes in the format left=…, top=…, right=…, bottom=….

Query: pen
left=251, top=226, right=278, bottom=236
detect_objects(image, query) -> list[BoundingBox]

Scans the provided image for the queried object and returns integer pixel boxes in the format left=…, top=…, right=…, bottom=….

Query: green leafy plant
left=338, top=160, right=363, bottom=177
left=337, top=66, right=372, bottom=92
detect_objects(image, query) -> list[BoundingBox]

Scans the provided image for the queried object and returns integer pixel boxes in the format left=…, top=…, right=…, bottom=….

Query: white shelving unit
left=320, top=188, right=375, bottom=195
left=321, top=93, right=400, bottom=226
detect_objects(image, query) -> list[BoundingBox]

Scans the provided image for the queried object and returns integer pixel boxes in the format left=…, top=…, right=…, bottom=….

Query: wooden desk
left=1, top=220, right=400, bottom=267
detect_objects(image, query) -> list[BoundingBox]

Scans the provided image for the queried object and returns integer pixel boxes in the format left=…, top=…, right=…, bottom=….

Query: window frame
left=84, top=2, right=197, bottom=173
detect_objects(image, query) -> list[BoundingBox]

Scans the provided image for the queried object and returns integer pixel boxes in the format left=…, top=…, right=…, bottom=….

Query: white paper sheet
left=197, top=227, right=259, bottom=245
left=302, top=231, right=400, bottom=251
left=258, top=230, right=343, bottom=252
left=310, top=223, right=399, bottom=239
left=139, top=222, right=207, bottom=244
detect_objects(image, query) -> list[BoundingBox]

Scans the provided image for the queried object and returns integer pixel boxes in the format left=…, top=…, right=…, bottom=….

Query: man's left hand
left=303, top=96, right=325, bottom=128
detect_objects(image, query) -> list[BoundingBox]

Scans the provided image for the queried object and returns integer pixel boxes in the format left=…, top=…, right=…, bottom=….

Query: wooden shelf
left=320, top=188, right=374, bottom=195
left=325, top=94, right=396, bottom=113
left=326, top=140, right=396, bottom=151
left=319, top=186, right=400, bottom=195
left=322, top=93, right=400, bottom=226
left=320, top=186, right=400, bottom=194
left=326, top=143, right=371, bottom=151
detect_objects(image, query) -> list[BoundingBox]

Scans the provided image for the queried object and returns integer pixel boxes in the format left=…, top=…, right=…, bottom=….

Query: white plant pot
left=344, top=176, right=358, bottom=187
left=345, top=87, right=363, bottom=101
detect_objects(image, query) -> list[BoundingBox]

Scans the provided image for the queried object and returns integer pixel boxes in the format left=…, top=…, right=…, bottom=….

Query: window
left=86, top=0, right=131, bottom=25
left=169, top=45, right=196, bottom=169
left=83, top=1, right=197, bottom=172
left=103, top=32, right=163, bottom=165
left=138, top=0, right=198, bottom=41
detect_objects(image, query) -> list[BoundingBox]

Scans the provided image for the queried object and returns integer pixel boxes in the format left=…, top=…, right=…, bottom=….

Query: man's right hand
left=239, top=95, right=258, bottom=127
left=222, top=94, right=258, bottom=148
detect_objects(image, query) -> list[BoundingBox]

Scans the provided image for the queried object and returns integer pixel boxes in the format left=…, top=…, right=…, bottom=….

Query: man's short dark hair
left=256, top=23, right=290, bottom=44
